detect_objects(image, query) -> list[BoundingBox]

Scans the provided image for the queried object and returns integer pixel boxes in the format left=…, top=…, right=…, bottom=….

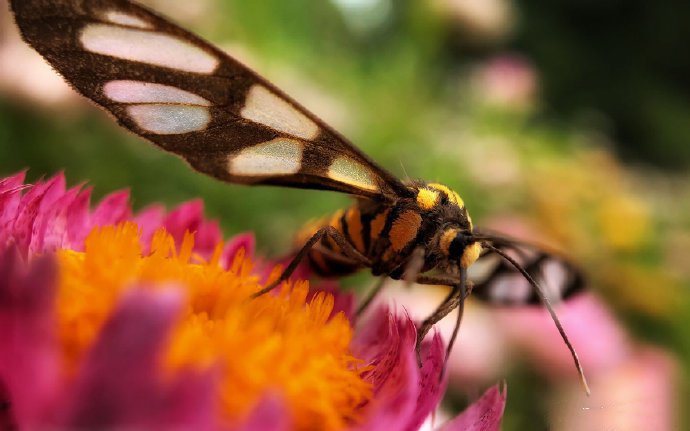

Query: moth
left=10, top=0, right=588, bottom=391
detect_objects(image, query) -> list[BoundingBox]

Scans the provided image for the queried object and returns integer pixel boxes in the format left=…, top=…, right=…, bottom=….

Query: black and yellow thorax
left=297, top=181, right=482, bottom=278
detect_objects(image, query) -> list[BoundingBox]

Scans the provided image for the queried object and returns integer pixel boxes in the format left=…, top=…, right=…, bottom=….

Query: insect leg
left=414, top=285, right=462, bottom=366
left=251, top=226, right=372, bottom=298
left=414, top=273, right=472, bottom=368
left=440, top=270, right=467, bottom=379
left=414, top=274, right=463, bottom=287
left=356, top=247, right=426, bottom=317
left=356, top=276, right=387, bottom=316
left=402, top=246, right=426, bottom=284
left=323, top=226, right=373, bottom=267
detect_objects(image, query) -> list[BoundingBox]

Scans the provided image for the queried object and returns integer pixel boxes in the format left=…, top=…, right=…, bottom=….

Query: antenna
left=482, top=242, right=591, bottom=396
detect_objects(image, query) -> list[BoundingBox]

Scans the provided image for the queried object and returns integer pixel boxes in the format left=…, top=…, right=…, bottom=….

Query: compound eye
left=448, top=234, right=468, bottom=258
left=440, top=228, right=481, bottom=268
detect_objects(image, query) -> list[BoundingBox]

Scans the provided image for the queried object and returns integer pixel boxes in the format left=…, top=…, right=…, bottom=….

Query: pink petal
left=194, top=219, right=223, bottom=256
left=354, top=308, right=396, bottom=361
left=26, top=174, right=68, bottom=254
left=63, top=187, right=93, bottom=251
left=233, top=394, right=291, bottom=431
left=10, top=175, right=64, bottom=257
left=408, top=332, right=446, bottom=431
left=355, top=310, right=446, bottom=431
left=158, top=367, right=218, bottom=431
left=0, top=247, right=60, bottom=427
left=0, top=171, right=27, bottom=229
left=34, top=173, right=67, bottom=213
left=162, top=199, right=204, bottom=245
left=438, top=384, right=506, bottom=431
left=0, top=378, right=16, bottom=431
left=134, top=204, right=166, bottom=252
left=222, top=232, right=255, bottom=270
left=355, top=314, right=419, bottom=430
left=30, top=185, right=80, bottom=254
left=89, top=189, right=131, bottom=229
left=55, top=288, right=217, bottom=430
left=162, top=200, right=224, bottom=259
left=0, top=172, right=27, bottom=194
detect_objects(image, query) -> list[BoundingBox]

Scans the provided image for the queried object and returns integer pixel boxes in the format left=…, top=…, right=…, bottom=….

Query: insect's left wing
left=10, top=0, right=410, bottom=201
left=469, top=239, right=585, bottom=306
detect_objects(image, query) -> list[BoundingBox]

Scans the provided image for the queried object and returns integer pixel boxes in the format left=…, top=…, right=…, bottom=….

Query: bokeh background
left=1, top=0, right=688, bottom=429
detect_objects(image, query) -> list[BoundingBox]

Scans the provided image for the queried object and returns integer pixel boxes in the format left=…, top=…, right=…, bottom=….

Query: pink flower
left=474, top=217, right=678, bottom=429
left=0, top=171, right=252, bottom=267
left=549, top=347, right=677, bottom=431
left=0, top=248, right=216, bottom=430
left=495, top=293, right=631, bottom=378
left=0, top=172, right=506, bottom=430
left=471, top=54, right=538, bottom=110
left=496, top=295, right=678, bottom=431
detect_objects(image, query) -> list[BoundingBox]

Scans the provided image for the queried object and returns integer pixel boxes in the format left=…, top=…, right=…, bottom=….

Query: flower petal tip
left=439, top=384, right=506, bottom=431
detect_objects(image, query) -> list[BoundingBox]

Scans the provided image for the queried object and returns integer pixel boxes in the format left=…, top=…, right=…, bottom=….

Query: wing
left=10, top=0, right=411, bottom=201
left=469, top=238, right=585, bottom=306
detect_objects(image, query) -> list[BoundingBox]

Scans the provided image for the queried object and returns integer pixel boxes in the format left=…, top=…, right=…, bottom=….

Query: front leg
left=356, top=247, right=427, bottom=317
left=414, top=271, right=470, bottom=369
left=251, top=226, right=372, bottom=299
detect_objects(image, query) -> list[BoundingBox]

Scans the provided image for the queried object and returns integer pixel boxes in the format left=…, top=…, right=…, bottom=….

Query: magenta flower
left=0, top=171, right=254, bottom=267
left=0, top=172, right=506, bottom=430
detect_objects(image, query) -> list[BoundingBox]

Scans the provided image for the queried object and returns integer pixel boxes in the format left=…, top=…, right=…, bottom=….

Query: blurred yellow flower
left=597, top=195, right=651, bottom=252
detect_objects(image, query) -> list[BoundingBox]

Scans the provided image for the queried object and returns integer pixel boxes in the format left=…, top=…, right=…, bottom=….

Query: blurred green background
left=1, top=0, right=688, bottom=429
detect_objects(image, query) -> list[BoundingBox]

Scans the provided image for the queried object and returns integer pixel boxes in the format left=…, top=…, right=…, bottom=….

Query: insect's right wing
left=10, top=0, right=411, bottom=202
left=469, top=239, right=585, bottom=306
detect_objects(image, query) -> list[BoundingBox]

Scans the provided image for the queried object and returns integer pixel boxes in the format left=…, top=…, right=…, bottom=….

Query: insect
left=11, top=0, right=589, bottom=392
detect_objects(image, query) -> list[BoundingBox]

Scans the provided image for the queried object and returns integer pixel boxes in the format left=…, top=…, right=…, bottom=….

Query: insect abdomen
left=297, top=206, right=368, bottom=276
left=298, top=198, right=427, bottom=278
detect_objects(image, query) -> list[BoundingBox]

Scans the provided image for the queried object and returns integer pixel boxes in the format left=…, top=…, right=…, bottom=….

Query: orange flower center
left=56, top=222, right=371, bottom=430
